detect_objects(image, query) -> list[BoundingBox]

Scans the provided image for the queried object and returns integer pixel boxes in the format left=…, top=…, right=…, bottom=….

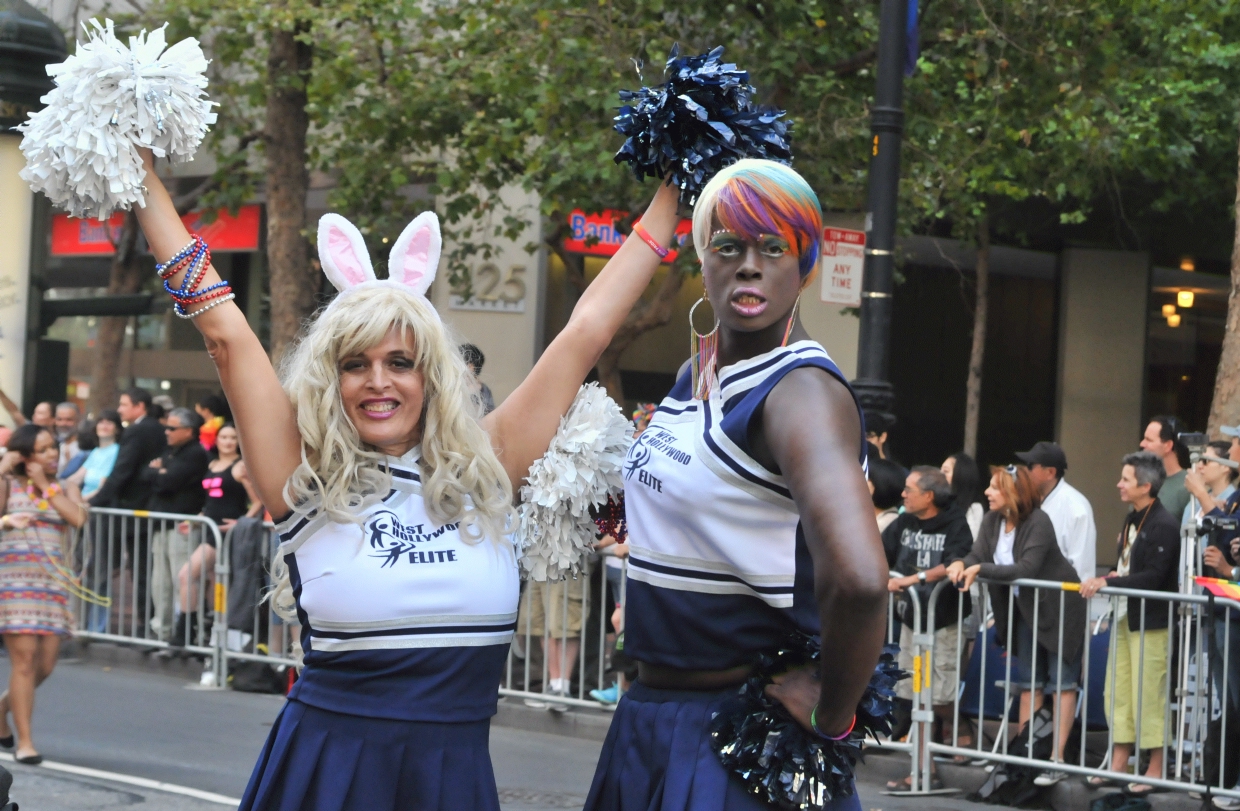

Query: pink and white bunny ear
left=387, top=211, right=441, bottom=297
left=318, top=214, right=375, bottom=292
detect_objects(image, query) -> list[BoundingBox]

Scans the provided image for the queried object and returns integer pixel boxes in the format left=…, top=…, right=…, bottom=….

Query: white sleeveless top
left=276, top=447, right=519, bottom=722
left=623, top=341, right=866, bottom=670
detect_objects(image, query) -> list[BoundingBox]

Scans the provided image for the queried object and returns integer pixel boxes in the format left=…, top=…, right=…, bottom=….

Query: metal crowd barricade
left=71, top=507, right=225, bottom=687
left=499, top=549, right=627, bottom=710
left=214, top=521, right=299, bottom=687
left=897, top=575, right=1240, bottom=802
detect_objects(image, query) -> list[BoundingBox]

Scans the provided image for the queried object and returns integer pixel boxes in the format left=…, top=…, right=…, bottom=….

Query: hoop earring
left=689, top=294, right=719, bottom=401
left=781, top=294, right=801, bottom=348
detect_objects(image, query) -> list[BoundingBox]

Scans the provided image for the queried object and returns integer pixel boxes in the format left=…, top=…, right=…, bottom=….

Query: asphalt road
left=0, top=652, right=995, bottom=810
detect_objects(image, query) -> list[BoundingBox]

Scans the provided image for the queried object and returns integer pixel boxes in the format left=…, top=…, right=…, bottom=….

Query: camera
left=1180, top=431, right=1210, bottom=465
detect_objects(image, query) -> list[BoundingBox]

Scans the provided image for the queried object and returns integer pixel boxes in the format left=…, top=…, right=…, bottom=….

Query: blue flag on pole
left=905, top=0, right=920, bottom=76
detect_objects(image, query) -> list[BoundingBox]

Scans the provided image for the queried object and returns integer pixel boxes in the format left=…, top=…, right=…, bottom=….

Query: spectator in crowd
left=1184, top=440, right=1239, bottom=528
left=948, top=464, right=1086, bottom=787
left=195, top=394, right=230, bottom=452
left=518, top=574, right=586, bottom=712
left=882, top=466, right=973, bottom=791
left=173, top=423, right=262, bottom=648
left=144, top=408, right=209, bottom=645
left=1141, top=415, right=1192, bottom=521
left=58, top=418, right=94, bottom=482
left=90, top=389, right=165, bottom=509
left=53, top=403, right=80, bottom=471
left=868, top=457, right=905, bottom=533
left=942, top=452, right=985, bottom=539
left=29, top=403, right=53, bottom=429
left=0, top=423, right=87, bottom=764
left=1080, top=451, right=1180, bottom=794
left=1017, top=441, right=1097, bottom=583
left=460, top=344, right=495, bottom=415
left=66, top=410, right=122, bottom=503
left=865, top=410, right=899, bottom=467
left=0, top=390, right=23, bottom=429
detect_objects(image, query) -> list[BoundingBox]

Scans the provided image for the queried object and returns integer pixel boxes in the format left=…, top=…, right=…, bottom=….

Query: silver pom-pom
left=518, top=383, right=633, bottom=582
left=17, top=18, right=217, bottom=219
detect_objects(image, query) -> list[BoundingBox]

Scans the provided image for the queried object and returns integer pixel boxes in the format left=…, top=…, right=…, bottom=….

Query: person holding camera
left=1185, top=441, right=1240, bottom=526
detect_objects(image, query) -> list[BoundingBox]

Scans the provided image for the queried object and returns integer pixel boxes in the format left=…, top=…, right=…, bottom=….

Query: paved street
left=0, top=652, right=995, bottom=810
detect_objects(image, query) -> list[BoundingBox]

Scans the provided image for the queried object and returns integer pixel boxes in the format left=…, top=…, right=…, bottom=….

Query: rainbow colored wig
left=692, top=159, right=824, bottom=278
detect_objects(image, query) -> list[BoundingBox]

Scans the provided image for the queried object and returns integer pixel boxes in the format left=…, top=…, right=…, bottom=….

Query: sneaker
left=1213, top=796, right=1240, bottom=810
left=1034, top=770, right=1067, bottom=787
left=590, top=682, right=620, bottom=705
left=523, top=695, right=550, bottom=709
left=546, top=688, right=570, bottom=713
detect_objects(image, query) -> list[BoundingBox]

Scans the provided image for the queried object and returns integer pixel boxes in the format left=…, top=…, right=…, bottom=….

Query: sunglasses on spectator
left=1198, top=454, right=1240, bottom=470
left=164, top=424, right=188, bottom=432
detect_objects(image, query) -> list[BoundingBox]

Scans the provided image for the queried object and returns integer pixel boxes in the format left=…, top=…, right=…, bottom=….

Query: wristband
left=631, top=220, right=669, bottom=259
left=810, top=705, right=856, bottom=741
left=918, top=571, right=927, bottom=585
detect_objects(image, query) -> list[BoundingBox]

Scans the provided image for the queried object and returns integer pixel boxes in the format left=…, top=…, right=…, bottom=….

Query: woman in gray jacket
left=947, top=464, right=1086, bottom=787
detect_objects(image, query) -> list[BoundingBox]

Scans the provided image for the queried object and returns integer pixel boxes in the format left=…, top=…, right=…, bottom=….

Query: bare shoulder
left=763, top=366, right=861, bottom=436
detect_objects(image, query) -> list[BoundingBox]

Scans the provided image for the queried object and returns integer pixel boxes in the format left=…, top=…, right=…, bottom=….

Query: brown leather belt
left=637, top=661, right=754, bottom=691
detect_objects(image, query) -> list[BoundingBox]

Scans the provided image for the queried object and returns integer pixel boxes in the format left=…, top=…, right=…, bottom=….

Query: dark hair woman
left=941, top=452, right=985, bottom=540
left=868, top=457, right=905, bottom=533
left=0, top=423, right=87, bottom=764
left=947, top=464, right=1086, bottom=786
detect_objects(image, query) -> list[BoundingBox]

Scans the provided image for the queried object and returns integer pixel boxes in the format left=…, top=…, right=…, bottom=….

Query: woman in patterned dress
left=0, top=423, right=88, bottom=764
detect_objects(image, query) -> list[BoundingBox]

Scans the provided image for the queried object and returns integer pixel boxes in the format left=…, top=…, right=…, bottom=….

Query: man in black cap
left=1016, top=441, right=1096, bottom=582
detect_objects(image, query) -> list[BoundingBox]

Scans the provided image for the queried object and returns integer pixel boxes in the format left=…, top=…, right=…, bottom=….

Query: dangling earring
left=780, top=294, right=802, bottom=348
left=690, top=294, right=719, bottom=401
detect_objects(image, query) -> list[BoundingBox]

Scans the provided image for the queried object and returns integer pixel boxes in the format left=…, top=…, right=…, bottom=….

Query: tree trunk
left=1207, top=128, right=1240, bottom=436
left=88, top=212, right=142, bottom=415
left=264, top=23, right=316, bottom=361
left=963, top=216, right=989, bottom=458
left=594, top=263, right=689, bottom=404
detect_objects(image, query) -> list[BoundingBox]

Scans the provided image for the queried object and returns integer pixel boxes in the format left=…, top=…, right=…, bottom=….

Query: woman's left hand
left=764, top=664, right=821, bottom=735
left=961, top=564, right=982, bottom=592
left=1080, top=576, right=1109, bottom=599
left=26, top=462, right=50, bottom=491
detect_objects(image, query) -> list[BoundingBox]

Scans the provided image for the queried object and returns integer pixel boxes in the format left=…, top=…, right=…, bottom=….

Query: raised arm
left=483, top=182, right=681, bottom=486
left=0, top=390, right=27, bottom=428
left=760, top=368, right=890, bottom=737
left=135, top=151, right=300, bottom=514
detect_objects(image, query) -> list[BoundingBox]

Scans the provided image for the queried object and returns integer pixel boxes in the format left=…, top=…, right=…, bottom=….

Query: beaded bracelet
left=809, top=706, right=856, bottom=741
left=174, top=292, right=234, bottom=319
left=156, top=236, right=202, bottom=277
left=631, top=220, right=670, bottom=259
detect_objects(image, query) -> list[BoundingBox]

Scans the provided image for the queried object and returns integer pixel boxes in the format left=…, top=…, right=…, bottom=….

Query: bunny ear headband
left=317, top=211, right=441, bottom=310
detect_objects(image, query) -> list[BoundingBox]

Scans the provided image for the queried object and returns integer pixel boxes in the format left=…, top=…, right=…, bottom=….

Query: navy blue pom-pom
left=613, top=44, right=792, bottom=205
left=709, top=636, right=905, bottom=810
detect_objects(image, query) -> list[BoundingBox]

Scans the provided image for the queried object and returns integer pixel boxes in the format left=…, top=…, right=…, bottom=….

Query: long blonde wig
left=268, top=284, right=514, bottom=618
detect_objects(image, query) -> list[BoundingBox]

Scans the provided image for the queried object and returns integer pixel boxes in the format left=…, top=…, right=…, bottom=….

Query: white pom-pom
left=17, top=18, right=217, bottom=219
left=518, top=383, right=633, bottom=582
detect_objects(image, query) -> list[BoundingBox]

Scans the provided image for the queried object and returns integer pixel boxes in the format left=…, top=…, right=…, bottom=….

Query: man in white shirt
left=1017, top=441, right=1097, bottom=582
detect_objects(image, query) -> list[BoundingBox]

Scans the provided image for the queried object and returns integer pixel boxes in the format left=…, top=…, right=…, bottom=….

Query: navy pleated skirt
left=238, top=699, right=501, bottom=811
left=585, top=683, right=863, bottom=811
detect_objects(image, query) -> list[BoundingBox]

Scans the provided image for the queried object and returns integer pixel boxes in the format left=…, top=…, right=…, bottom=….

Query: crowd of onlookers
left=865, top=414, right=1240, bottom=804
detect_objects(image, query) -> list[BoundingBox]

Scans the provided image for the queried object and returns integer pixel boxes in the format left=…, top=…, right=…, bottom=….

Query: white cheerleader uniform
left=584, top=340, right=868, bottom=811
left=239, top=447, right=518, bottom=811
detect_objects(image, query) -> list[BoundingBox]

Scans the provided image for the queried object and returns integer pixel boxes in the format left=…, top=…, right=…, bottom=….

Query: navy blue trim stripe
left=311, top=621, right=518, bottom=641
left=628, top=556, right=793, bottom=595
left=702, top=403, right=793, bottom=500
left=390, top=467, right=421, bottom=482
left=656, top=403, right=698, bottom=417
left=718, top=344, right=827, bottom=389
left=287, top=554, right=314, bottom=655
left=279, top=514, right=313, bottom=544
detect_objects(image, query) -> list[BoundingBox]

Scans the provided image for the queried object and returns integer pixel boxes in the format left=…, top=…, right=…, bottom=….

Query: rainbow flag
left=1196, top=576, right=1240, bottom=601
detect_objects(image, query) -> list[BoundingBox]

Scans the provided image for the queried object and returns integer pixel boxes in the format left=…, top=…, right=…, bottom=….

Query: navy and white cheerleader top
left=623, top=340, right=866, bottom=671
left=275, top=447, right=519, bottom=723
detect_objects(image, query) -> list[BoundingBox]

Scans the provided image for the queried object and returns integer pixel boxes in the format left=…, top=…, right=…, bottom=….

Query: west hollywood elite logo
left=623, top=429, right=691, bottom=493
left=366, top=510, right=461, bottom=568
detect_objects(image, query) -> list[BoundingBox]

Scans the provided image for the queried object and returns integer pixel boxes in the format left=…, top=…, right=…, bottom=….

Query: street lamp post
left=852, top=0, right=908, bottom=430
